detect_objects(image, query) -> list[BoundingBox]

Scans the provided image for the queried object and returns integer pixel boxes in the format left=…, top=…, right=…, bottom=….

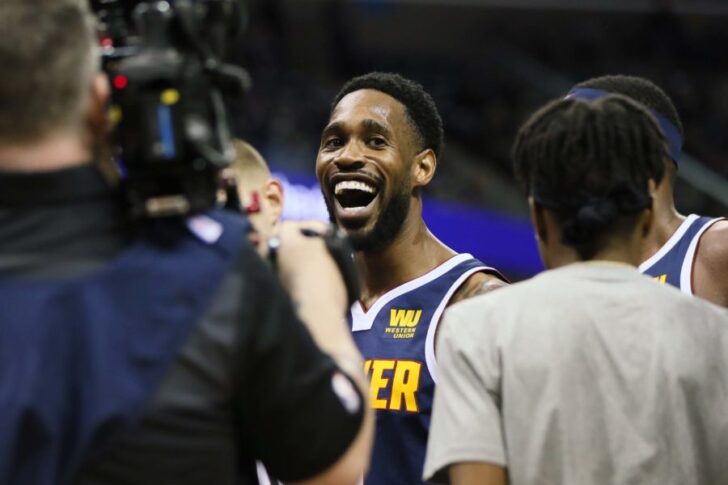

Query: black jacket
left=0, top=165, right=363, bottom=485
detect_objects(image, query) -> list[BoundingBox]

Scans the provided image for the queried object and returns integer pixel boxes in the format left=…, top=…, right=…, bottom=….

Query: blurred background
left=227, top=0, right=728, bottom=280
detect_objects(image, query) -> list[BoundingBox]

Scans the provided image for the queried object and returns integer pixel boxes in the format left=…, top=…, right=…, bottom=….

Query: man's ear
left=528, top=196, right=548, bottom=244
left=88, top=72, right=111, bottom=136
left=263, top=178, right=284, bottom=227
left=87, top=72, right=121, bottom=183
left=412, top=148, right=437, bottom=188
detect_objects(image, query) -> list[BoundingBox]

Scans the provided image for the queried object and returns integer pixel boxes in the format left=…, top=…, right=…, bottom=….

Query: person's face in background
left=227, top=140, right=285, bottom=258
left=238, top=177, right=284, bottom=257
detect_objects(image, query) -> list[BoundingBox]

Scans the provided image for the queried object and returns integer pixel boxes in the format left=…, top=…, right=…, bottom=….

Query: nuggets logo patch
left=385, top=309, right=422, bottom=339
left=655, top=274, right=667, bottom=284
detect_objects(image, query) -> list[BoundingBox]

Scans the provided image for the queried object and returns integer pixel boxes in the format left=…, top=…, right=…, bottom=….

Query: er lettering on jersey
left=364, top=359, right=422, bottom=413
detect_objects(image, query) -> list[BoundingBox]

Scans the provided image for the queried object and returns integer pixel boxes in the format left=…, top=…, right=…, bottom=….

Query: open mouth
left=334, top=180, right=378, bottom=209
left=329, top=178, right=382, bottom=227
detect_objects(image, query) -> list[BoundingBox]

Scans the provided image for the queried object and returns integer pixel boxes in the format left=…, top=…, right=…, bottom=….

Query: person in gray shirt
left=424, top=94, right=728, bottom=485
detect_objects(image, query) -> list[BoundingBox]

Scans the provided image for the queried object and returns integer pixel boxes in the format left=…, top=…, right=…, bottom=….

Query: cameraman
left=0, top=1, right=372, bottom=484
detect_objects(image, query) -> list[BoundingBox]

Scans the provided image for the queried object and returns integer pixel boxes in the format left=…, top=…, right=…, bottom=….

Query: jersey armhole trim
left=639, top=214, right=698, bottom=273
left=351, top=253, right=475, bottom=332
left=681, top=217, right=725, bottom=295
left=424, top=266, right=495, bottom=384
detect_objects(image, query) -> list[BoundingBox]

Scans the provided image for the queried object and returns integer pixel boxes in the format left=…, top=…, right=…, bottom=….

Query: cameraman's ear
left=265, top=178, right=285, bottom=227
left=88, top=72, right=111, bottom=136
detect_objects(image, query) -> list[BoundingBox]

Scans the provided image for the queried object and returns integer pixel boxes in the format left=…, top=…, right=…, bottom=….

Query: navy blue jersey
left=351, top=254, right=498, bottom=485
left=639, top=214, right=724, bottom=294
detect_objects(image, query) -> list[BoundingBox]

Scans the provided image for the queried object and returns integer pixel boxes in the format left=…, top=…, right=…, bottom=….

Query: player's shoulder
left=696, top=219, right=728, bottom=263
left=693, top=218, right=728, bottom=306
left=448, top=266, right=508, bottom=307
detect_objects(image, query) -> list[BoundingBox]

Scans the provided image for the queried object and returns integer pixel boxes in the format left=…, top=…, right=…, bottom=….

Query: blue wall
left=422, top=199, right=542, bottom=280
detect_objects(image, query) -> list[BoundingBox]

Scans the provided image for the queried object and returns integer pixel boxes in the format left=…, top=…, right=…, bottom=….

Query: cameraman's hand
left=270, top=221, right=373, bottom=485
left=274, top=220, right=347, bottom=311
left=272, top=221, right=360, bottom=375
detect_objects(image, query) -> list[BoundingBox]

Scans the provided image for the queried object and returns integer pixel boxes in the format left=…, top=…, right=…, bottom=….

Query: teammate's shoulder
left=697, top=219, right=728, bottom=262
left=448, top=266, right=508, bottom=307
left=693, top=219, right=728, bottom=305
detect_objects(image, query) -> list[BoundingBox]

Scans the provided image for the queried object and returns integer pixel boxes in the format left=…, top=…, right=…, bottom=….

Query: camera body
left=95, top=0, right=249, bottom=218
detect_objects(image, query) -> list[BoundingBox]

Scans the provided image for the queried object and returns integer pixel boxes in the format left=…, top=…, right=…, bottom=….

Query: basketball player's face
left=316, top=89, right=417, bottom=252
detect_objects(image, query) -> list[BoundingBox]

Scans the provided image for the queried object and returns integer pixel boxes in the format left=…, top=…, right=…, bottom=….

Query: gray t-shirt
left=424, top=262, right=728, bottom=485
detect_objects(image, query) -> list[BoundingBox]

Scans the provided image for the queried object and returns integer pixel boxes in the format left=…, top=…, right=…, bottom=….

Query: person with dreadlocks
left=423, top=95, right=728, bottom=485
left=567, top=75, right=728, bottom=307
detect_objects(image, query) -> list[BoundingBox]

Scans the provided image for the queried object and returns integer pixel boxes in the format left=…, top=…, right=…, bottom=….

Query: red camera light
left=113, top=75, right=128, bottom=90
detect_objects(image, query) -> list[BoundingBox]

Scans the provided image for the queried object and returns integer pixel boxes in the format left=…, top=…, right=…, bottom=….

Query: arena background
left=226, top=0, right=728, bottom=280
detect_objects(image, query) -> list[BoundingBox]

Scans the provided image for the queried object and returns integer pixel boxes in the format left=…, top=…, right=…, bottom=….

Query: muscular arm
left=450, top=463, right=507, bottom=485
left=693, top=220, right=728, bottom=308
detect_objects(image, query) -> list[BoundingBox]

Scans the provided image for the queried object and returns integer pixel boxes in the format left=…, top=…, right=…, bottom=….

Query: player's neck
left=641, top=191, right=685, bottom=262
left=355, top=217, right=456, bottom=307
left=0, top=130, right=91, bottom=173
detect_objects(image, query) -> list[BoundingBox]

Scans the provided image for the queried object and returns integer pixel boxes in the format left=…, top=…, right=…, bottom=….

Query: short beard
left=324, top=188, right=411, bottom=253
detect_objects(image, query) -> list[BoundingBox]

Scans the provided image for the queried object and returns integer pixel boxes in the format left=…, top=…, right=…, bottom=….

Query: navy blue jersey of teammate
left=640, top=214, right=725, bottom=294
left=350, top=254, right=498, bottom=485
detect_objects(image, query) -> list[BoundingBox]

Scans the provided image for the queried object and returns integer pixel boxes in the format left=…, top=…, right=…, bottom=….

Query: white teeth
left=334, top=180, right=376, bottom=195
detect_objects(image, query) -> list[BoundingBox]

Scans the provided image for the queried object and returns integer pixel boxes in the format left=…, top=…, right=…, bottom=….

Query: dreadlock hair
left=512, top=95, right=668, bottom=260
left=574, top=75, right=684, bottom=138
left=331, top=72, right=444, bottom=157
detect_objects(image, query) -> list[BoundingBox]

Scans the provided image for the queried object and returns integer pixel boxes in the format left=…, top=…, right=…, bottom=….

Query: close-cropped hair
left=230, top=139, right=271, bottom=192
left=574, top=74, right=684, bottom=138
left=512, top=95, right=668, bottom=260
left=0, top=0, right=98, bottom=144
left=332, top=72, right=445, bottom=157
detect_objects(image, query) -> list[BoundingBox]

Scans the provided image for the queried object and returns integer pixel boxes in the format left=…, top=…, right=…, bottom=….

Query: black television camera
left=93, top=1, right=361, bottom=304
left=93, top=0, right=250, bottom=218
